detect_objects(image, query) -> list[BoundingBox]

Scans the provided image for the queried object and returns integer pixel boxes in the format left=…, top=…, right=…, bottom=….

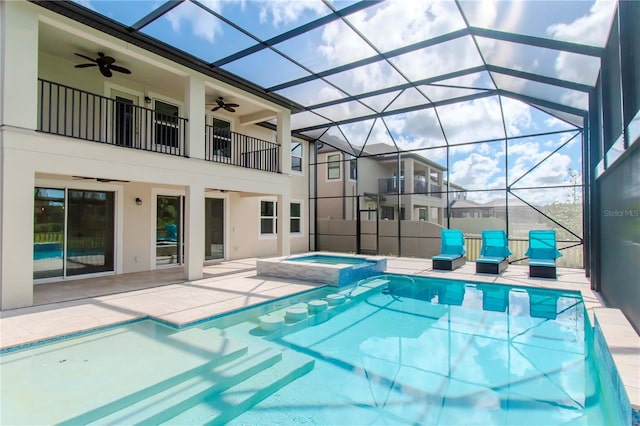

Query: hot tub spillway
left=256, top=254, right=387, bottom=287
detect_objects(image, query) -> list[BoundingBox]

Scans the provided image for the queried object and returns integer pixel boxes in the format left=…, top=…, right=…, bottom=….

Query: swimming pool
left=0, top=275, right=625, bottom=425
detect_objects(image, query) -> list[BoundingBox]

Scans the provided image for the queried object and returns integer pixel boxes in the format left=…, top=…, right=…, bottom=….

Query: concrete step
left=54, top=327, right=247, bottom=426
left=91, top=345, right=283, bottom=425
left=164, top=349, right=315, bottom=426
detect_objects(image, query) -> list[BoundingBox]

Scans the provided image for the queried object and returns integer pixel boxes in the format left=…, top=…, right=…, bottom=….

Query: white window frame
left=259, top=198, right=277, bottom=238
left=327, top=153, right=341, bottom=180
left=208, top=115, right=233, bottom=159
left=152, top=99, right=182, bottom=154
left=34, top=177, right=124, bottom=282
left=290, top=200, right=303, bottom=237
left=349, top=156, right=357, bottom=181
left=204, top=192, right=230, bottom=263
left=151, top=188, right=186, bottom=269
left=291, top=141, right=303, bottom=174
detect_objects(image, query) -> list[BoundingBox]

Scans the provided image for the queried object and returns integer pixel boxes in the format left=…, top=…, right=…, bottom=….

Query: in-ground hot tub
left=256, top=253, right=387, bottom=287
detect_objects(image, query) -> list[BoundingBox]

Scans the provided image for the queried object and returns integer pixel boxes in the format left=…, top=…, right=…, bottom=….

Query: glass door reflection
left=33, top=188, right=65, bottom=279
left=156, top=195, right=183, bottom=266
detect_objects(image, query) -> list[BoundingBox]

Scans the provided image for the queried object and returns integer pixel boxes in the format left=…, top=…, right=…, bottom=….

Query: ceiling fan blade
left=211, top=106, right=222, bottom=111
left=226, top=103, right=239, bottom=108
left=100, top=67, right=113, bottom=78
left=75, top=53, right=97, bottom=62
left=75, top=63, right=97, bottom=68
left=110, top=64, right=131, bottom=74
left=225, top=106, right=236, bottom=112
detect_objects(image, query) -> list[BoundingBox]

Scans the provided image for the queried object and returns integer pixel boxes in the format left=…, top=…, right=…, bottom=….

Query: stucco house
left=1, top=0, right=310, bottom=309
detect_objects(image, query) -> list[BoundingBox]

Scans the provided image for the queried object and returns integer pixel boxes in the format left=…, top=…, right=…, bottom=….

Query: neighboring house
left=317, top=139, right=446, bottom=224
left=0, top=1, right=309, bottom=309
left=450, top=197, right=541, bottom=223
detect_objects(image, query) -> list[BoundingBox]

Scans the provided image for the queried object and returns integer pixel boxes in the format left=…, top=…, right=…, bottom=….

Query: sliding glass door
left=33, top=187, right=115, bottom=280
left=156, top=195, right=183, bottom=266
left=66, top=190, right=115, bottom=276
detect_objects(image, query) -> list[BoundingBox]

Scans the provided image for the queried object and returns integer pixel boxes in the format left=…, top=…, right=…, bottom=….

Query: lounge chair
left=432, top=229, right=466, bottom=271
left=525, top=230, right=563, bottom=279
left=476, top=230, right=511, bottom=274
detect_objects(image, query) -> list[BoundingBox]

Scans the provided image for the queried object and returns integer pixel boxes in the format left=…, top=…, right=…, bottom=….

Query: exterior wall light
left=135, top=197, right=142, bottom=206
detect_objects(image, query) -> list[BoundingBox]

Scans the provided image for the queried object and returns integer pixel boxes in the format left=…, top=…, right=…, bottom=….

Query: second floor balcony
left=379, top=177, right=442, bottom=198
left=37, top=79, right=280, bottom=173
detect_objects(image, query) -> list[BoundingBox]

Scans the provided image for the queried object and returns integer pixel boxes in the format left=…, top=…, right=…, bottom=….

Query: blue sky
left=75, top=0, right=615, bottom=204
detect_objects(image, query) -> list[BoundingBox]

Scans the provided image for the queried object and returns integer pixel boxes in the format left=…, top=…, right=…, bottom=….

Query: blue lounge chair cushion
left=525, top=230, right=562, bottom=260
left=439, top=229, right=466, bottom=256
left=529, top=258, right=556, bottom=267
left=479, top=230, right=512, bottom=259
left=476, top=256, right=505, bottom=264
left=433, top=253, right=462, bottom=261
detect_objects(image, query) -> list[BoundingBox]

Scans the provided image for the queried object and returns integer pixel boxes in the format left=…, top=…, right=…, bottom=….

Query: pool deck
left=1, top=255, right=638, bottom=413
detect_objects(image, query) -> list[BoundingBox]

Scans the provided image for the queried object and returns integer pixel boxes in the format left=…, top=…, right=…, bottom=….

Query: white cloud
left=258, top=0, right=326, bottom=28
left=346, top=0, right=467, bottom=53
left=500, top=97, right=533, bottom=136
left=449, top=152, right=500, bottom=190
left=166, top=0, right=223, bottom=43
left=437, top=97, right=507, bottom=144
left=546, top=0, right=616, bottom=47
left=547, top=0, right=616, bottom=87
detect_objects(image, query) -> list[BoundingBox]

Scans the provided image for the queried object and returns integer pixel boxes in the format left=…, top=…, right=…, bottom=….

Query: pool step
left=57, top=328, right=247, bottom=426
left=262, top=277, right=391, bottom=341
left=91, top=344, right=283, bottom=425
left=163, top=349, right=315, bottom=426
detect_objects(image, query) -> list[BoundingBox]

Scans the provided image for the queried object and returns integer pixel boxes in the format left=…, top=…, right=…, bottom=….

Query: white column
left=1, top=151, right=35, bottom=308
left=277, top=110, right=291, bottom=175
left=184, top=184, right=205, bottom=281
left=184, top=76, right=206, bottom=160
left=277, top=193, right=291, bottom=256
left=1, top=1, right=38, bottom=129
left=404, top=159, right=414, bottom=193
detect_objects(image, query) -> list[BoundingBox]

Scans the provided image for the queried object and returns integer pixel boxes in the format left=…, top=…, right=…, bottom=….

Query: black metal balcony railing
left=38, top=79, right=187, bottom=156
left=379, top=177, right=404, bottom=194
left=205, top=126, right=280, bottom=173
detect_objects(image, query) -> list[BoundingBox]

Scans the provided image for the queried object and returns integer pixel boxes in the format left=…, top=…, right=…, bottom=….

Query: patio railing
left=38, top=79, right=187, bottom=156
left=205, top=126, right=280, bottom=173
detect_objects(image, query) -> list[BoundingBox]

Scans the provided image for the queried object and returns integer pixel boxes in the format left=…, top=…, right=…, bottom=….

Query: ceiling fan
left=74, top=52, right=131, bottom=78
left=210, top=97, right=239, bottom=113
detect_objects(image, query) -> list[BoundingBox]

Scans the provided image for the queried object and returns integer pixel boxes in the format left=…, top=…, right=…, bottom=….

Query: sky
left=75, top=0, right=616, bottom=205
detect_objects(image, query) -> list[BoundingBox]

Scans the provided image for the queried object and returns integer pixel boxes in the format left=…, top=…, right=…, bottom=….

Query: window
left=212, top=117, right=231, bottom=157
left=292, top=142, right=302, bottom=172
left=349, top=157, right=357, bottom=180
left=260, top=200, right=277, bottom=235
left=327, top=154, right=340, bottom=179
left=380, top=206, right=394, bottom=220
left=155, top=100, right=179, bottom=148
left=290, top=202, right=301, bottom=233
left=418, top=208, right=427, bottom=221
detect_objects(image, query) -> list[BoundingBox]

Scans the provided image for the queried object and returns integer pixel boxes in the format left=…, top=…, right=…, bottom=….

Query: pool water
left=0, top=275, right=624, bottom=425
left=288, top=254, right=375, bottom=265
